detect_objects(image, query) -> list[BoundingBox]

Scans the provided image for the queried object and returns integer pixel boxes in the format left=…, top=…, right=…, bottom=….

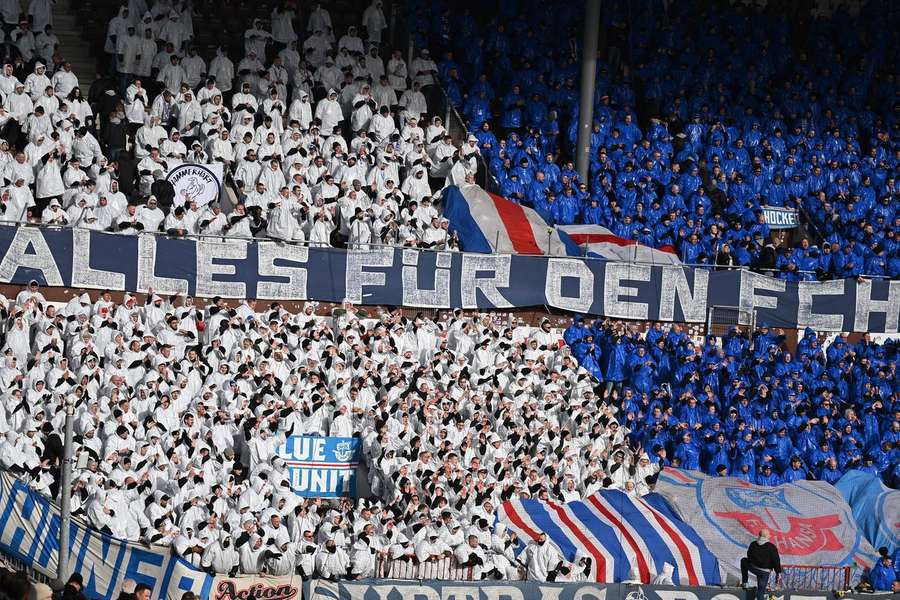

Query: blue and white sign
left=0, top=470, right=212, bottom=600
left=0, top=225, right=896, bottom=333
left=762, top=206, right=799, bottom=229
left=278, top=436, right=361, bottom=497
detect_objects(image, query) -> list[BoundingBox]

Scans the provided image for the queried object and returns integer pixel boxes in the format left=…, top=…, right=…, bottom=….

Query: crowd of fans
left=0, top=0, right=478, bottom=250
left=413, top=0, right=900, bottom=279
left=3, top=0, right=897, bottom=277
left=0, top=281, right=896, bottom=582
left=0, top=0, right=896, bottom=589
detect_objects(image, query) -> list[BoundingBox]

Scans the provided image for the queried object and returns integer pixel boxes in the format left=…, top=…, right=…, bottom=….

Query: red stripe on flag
left=637, top=497, right=699, bottom=585
left=566, top=233, right=678, bottom=256
left=566, top=233, right=637, bottom=247
left=587, top=496, right=650, bottom=583
left=501, top=503, right=542, bottom=541
left=665, top=468, right=694, bottom=483
left=548, top=501, right=608, bottom=582
left=488, top=193, right=544, bottom=254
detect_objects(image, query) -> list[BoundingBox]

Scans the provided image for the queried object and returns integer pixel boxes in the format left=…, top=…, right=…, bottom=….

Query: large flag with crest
left=654, top=468, right=877, bottom=583
left=165, top=162, right=225, bottom=207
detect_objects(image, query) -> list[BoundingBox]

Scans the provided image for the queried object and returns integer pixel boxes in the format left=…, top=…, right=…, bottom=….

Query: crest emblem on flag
left=724, top=488, right=798, bottom=514
left=332, top=441, right=354, bottom=462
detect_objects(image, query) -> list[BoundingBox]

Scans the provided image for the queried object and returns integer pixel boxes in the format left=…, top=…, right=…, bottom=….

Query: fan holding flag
left=526, top=532, right=569, bottom=582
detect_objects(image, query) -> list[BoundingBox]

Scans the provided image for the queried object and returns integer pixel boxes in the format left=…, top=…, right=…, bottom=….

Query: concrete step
left=52, top=0, right=96, bottom=85
left=55, top=33, right=87, bottom=43
left=68, top=61, right=95, bottom=71
left=62, top=53, right=93, bottom=63
left=55, top=33, right=89, bottom=45
left=54, top=41, right=93, bottom=58
left=54, top=14, right=76, bottom=27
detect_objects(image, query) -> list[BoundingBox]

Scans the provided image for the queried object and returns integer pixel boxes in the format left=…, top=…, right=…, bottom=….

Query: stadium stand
left=4, top=0, right=894, bottom=280
left=418, top=0, right=899, bottom=279
left=0, top=0, right=470, bottom=250
left=0, top=0, right=895, bottom=594
left=0, top=281, right=896, bottom=583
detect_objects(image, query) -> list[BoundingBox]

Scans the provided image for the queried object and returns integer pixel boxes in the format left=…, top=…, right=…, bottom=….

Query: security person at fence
left=741, top=529, right=782, bottom=600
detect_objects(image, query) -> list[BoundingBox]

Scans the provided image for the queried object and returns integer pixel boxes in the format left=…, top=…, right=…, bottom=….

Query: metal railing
left=376, top=556, right=475, bottom=581
left=777, top=564, right=858, bottom=591
left=370, top=556, right=856, bottom=589
left=0, top=553, right=54, bottom=586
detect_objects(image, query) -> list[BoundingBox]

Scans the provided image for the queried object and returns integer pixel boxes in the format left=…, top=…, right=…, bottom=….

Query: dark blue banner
left=0, top=225, right=896, bottom=333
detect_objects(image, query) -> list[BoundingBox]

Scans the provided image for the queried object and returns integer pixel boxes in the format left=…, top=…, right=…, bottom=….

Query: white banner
left=0, top=225, right=898, bottom=333
left=0, top=470, right=210, bottom=599
left=166, top=163, right=224, bottom=207
left=303, top=580, right=867, bottom=600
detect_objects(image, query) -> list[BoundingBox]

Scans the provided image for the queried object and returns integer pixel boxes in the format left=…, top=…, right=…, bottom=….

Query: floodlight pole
left=575, top=0, right=602, bottom=184
left=55, top=398, right=75, bottom=589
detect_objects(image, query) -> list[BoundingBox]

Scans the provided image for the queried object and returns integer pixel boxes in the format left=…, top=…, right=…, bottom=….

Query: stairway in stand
left=51, top=0, right=97, bottom=89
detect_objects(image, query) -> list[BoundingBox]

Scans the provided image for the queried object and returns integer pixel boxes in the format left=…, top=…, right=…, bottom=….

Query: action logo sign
left=277, top=436, right=361, bottom=498
left=655, top=469, right=876, bottom=583
left=212, top=576, right=301, bottom=600
left=166, top=163, right=223, bottom=207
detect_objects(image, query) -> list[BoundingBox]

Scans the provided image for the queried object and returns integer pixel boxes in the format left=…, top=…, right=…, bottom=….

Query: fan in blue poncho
left=867, top=552, right=897, bottom=591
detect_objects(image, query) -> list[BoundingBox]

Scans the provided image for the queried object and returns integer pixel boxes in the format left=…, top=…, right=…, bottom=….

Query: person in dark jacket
left=716, top=243, right=737, bottom=269
left=150, top=173, right=176, bottom=212
left=740, top=529, right=782, bottom=600
left=101, top=109, right=128, bottom=161
left=0, top=569, right=31, bottom=600
left=56, top=573, right=87, bottom=600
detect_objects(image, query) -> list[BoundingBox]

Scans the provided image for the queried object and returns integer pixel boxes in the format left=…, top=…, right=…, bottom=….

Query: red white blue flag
left=497, top=488, right=721, bottom=584
left=557, top=224, right=681, bottom=265
left=442, top=184, right=572, bottom=255
left=442, top=184, right=679, bottom=263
